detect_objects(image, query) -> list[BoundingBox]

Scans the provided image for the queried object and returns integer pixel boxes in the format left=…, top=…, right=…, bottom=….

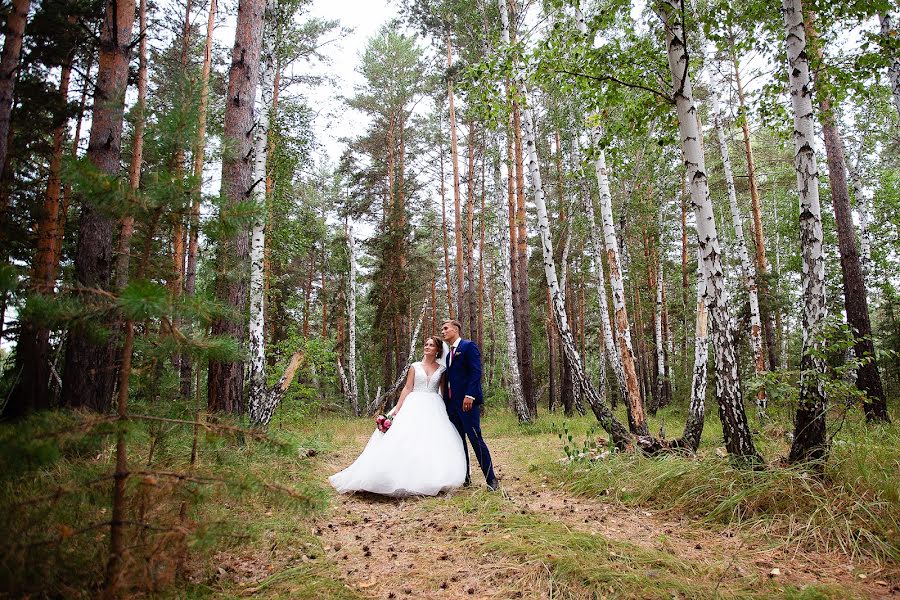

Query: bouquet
left=375, top=413, right=394, bottom=433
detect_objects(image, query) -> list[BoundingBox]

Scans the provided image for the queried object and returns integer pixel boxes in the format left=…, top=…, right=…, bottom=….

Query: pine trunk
left=181, top=0, right=217, bottom=397
left=733, top=56, right=778, bottom=371
left=465, top=121, right=477, bottom=340
left=208, top=0, right=266, bottom=414
left=0, top=0, right=30, bottom=183
left=679, top=252, right=709, bottom=451
left=447, top=34, right=465, bottom=326
left=783, top=0, right=828, bottom=463
left=658, top=0, right=760, bottom=461
left=439, top=132, right=454, bottom=319
left=61, top=0, right=137, bottom=412
left=4, top=57, right=72, bottom=418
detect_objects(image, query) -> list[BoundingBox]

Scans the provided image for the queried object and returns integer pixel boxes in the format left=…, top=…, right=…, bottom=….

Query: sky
left=298, top=0, right=400, bottom=165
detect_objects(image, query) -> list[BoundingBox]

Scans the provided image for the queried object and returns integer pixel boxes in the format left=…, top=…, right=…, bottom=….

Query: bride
left=329, top=336, right=467, bottom=496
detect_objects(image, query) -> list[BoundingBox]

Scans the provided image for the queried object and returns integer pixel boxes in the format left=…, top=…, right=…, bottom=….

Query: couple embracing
left=329, top=319, right=499, bottom=496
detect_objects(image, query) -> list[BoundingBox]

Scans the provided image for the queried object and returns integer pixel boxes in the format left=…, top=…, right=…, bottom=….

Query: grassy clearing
left=446, top=491, right=862, bottom=599
left=482, top=403, right=899, bottom=565
left=0, top=403, right=362, bottom=599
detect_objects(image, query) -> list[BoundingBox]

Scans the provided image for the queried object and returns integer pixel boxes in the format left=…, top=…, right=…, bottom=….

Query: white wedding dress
left=329, top=362, right=466, bottom=496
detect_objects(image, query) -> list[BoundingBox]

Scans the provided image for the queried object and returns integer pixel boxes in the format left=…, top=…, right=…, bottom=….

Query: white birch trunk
left=248, top=1, right=276, bottom=426
left=681, top=252, right=708, bottom=451
left=657, top=0, right=759, bottom=460
left=500, top=0, right=633, bottom=448
left=712, top=93, right=767, bottom=419
left=880, top=13, right=900, bottom=120
left=654, top=237, right=665, bottom=410
left=783, top=0, right=827, bottom=463
left=496, top=151, right=528, bottom=422
left=594, top=146, right=647, bottom=435
left=346, top=220, right=359, bottom=416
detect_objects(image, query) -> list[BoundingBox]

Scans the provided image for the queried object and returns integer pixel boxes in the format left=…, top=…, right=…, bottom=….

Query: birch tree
left=782, top=0, right=827, bottom=463
left=712, top=93, right=767, bottom=420
left=499, top=0, right=632, bottom=448
left=496, top=151, right=528, bottom=422
left=346, top=219, right=359, bottom=416
left=248, top=0, right=277, bottom=425
left=655, top=0, right=760, bottom=461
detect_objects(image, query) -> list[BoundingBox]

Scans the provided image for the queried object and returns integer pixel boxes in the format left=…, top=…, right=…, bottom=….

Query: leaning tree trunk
left=181, top=0, right=218, bottom=397
left=782, top=0, right=828, bottom=464
left=248, top=4, right=276, bottom=426
left=657, top=0, right=760, bottom=461
left=880, top=13, right=900, bottom=119
left=208, top=0, right=266, bottom=414
left=496, top=148, right=528, bottom=422
left=499, top=0, right=632, bottom=448
left=61, top=0, right=137, bottom=413
left=807, top=15, right=891, bottom=424
left=712, top=93, right=767, bottom=421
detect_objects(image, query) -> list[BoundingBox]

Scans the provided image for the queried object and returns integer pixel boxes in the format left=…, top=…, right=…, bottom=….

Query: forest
left=0, top=0, right=897, bottom=597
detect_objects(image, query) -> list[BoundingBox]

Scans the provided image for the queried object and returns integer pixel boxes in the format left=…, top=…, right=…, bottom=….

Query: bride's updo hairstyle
left=425, top=335, right=444, bottom=358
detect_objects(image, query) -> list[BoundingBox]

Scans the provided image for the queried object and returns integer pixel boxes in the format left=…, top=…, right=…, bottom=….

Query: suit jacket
left=442, top=339, right=484, bottom=408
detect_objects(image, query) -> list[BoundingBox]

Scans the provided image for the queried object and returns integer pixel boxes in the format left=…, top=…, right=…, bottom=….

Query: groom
left=440, top=319, right=499, bottom=491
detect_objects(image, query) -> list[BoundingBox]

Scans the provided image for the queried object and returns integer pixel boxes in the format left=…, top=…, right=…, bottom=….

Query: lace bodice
left=412, top=362, right=444, bottom=393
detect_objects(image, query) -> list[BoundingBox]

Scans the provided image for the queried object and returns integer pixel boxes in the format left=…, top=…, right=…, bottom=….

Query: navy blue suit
left=442, top=339, right=495, bottom=483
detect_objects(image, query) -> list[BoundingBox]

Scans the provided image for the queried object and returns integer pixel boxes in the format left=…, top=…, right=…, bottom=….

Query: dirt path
left=315, top=429, right=897, bottom=599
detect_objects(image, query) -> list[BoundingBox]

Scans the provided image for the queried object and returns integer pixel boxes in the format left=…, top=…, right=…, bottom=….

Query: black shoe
left=463, top=475, right=471, bottom=487
left=486, top=477, right=500, bottom=491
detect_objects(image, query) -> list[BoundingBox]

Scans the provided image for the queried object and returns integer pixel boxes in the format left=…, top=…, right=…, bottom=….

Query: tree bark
left=347, top=220, right=359, bottom=415
left=657, top=0, right=760, bottom=461
left=496, top=149, right=528, bottom=421
left=880, top=13, right=900, bottom=119
left=500, top=0, right=632, bottom=447
left=208, top=0, right=266, bottom=414
left=61, top=0, right=137, bottom=413
left=733, top=55, right=778, bottom=371
left=439, top=127, right=454, bottom=319
left=115, top=0, right=148, bottom=292
left=594, top=145, right=647, bottom=435
left=712, top=92, right=767, bottom=420
left=248, top=1, right=276, bottom=426
left=808, top=15, right=890, bottom=424
left=782, top=0, right=828, bottom=463
left=0, top=0, right=30, bottom=185
left=465, top=120, right=477, bottom=340
left=181, top=0, right=218, bottom=398
left=4, top=56, right=72, bottom=418
left=446, top=33, right=465, bottom=326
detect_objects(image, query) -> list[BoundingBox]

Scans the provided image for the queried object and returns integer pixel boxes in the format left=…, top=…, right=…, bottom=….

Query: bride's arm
left=388, top=366, right=415, bottom=417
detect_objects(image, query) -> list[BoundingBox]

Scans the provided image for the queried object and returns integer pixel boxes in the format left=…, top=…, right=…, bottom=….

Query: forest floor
left=239, top=411, right=899, bottom=599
